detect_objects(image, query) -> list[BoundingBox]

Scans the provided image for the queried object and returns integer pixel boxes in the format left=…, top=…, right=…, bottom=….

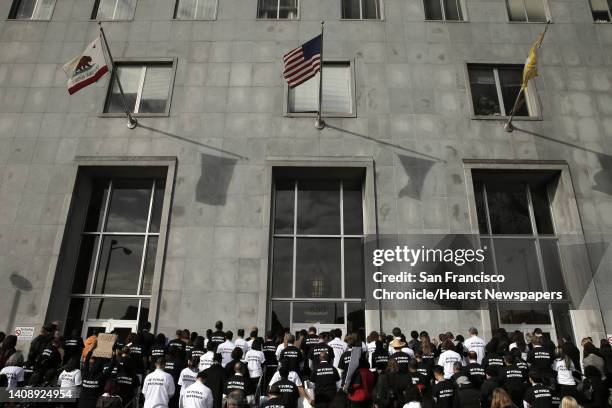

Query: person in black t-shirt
left=312, top=352, right=339, bottom=408
left=523, top=370, right=553, bottom=408
left=465, top=351, right=485, bottom=388
left=501, top=353, right=528, bottom=407
left=527, top=337, right=553, bottom=381
left=149, top=333, right=167, bottom=372
left=450, top=361, right=464, bottom=383
left=308, top=334, right=334, bottom=372
left=431, top=365, right=454, bottom=408
left=128, top=332, right=148, bottom=377
left=273, top=367, right=300, bottom=408
left=262, top=332, right=279, bottom=393
left=224, top=347, right=245, bottom=380
left=303, top=327, right=319, bottom=358
left=209, top=321, right=226, bottom=353
left=261, top=384, right=288, bottom=408
left=389, top=338, right=411, bottom=373
left=224, top=362, right=252, bottom=397
left=371, top=340, right=388, bottom=372
left=165, top=347, right=185, bottom=408
left=278, top=335, right=302, bottom=375
left=203, top=353, right=225, bottom=408
left=63, top=329, right=84, bottom=365
left=482, top=349, right=505, bottom=377
left=79, top=355, right=109, bottom=408
left=481, top=366, right=501, bottom=408
left=406, top=359, right=429, bottom=395
left=168, top=330, right=187, bottom=362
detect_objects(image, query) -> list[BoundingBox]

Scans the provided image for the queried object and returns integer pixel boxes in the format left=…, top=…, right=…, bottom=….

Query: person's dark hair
left=386, top=358, right=399, bottom=374
left=0, top=332, right=5, bottom=343
left=206, top=329, right=212, bottom=338
left=155, top=356, right=166, bottom=367
left=442, top=339, right=454, bottom=350
left=334, top=329, right=342, bottom=338
left=251, top=338, right=263, bottom=351
left=143, top=321, right=152, bottom=331
left=237, top=329, right=244, bottom=337
left=600, top=339, right=611, bottom=350
left=190, top=356, right=200, bottom=367
left=2, top=335, right=17, bottom=350
left=266, top=331, right=275, bottom=340
left=392, top=327, right=402, bottom=337
left=155, top=333, right=166, bottom=346
left=455, top=335, right=465, bottom=343
left=528, top=370, right=542, bottom=383
left=64, top=357, right=80, bottom=372
left=420, top=334, right=433, bottom=355
left=286, top=334, right=295, bottom=344
left=408, top=360, right=418, bottom=371
left=190, top=332, right=198, bottom=342
left=308, top=326, right=317, bottom=334
left=504, top=353, right=514, bottom=365
left=278, top=366, right=289, bottom=379
left=410, top=330, right=419, bottom=340
left=231, top=347, right=243, bottom=361
left=453, top=361, right=462, bottom=372
left=194, top=336, right=205, bottom=350
left=249, top=330, right=258, bottom=338
left=485, top=366, right=497, bottom=377
left=467, top=351, right=477, bottom=360
left=583, top=342, right=598, bottom=358
left=358, top=355, right=369, bottom=369
left=367, top=331, right=379, bottom=343
left=213, top=353, right=222, bottom=363
left=234, top=361, right=247, bottom=376
left=510, top=347, right=522, bottom=361
left=374, top=340, right=385, bottom=353
left=226, top=331, right=233, bottom=341
left=432, top=365, right=444, bottom=376
left=320, top=351, right=329, bottom=362
left=512, top=331, right=526, bottom=350
left=215, top=321, right=223, bottom=331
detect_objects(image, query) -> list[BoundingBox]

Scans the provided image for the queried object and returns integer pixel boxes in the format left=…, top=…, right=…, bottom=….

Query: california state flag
left=63, top=37, right=109, bottom=95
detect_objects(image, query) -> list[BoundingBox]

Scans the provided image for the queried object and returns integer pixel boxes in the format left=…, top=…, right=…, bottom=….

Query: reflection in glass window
left=174, top=0, right=217, bottom=19
left=506, top=0, right=548, bottom=22
left=105, top=63, right=173, bottom=114
left=10, top=0, right=55, bottom=20
left=269, top=174, right=365, bottom=333
left=93, top=0, right=137, bottom=20
left=424, top=0, right=464, bottom=21
left=473, top=171, right=567, bottom=331
left=257, top=0, right=298, bottom=19
left=468, top=64, right=533, bottom=117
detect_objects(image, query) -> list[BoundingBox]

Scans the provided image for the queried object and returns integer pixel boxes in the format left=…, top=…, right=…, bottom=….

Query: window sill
left=6, top=18, right=53, bottom=21
left=93, top=18, right=135, bottom=22
left=173, top=18, right=217, bottom=21
left=339, top=18, right=385, bottom=21
left=424, top=19, right=468, bottom=23
left=99, top=113, right=170, bottom=118
left=285, top=112, right=356, bottom=118
left=255, top=18, right=300, bottom=21
left=593, top=21, right=612, bottom=24
left=507, top=20, right=552, bottom=24
left=471, top=115, right=542, bottom=121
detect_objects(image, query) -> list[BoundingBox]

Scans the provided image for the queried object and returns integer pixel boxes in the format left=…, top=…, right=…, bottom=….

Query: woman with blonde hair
left=490, top=387, right=517, bottom=408
left=561, top=396, right=581, bottom=408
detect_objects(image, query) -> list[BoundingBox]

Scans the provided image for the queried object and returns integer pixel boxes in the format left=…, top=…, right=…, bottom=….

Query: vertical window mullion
left=112, top=0, right=119, bottom=20
left=136, top=180, right=156, bottom=296
left=360, top=0, right=364, bottom=19
left=522, top=0, right=529, bottom=21
left=88, top=180, right=113, bottom=295
left=194, top=0, right=199, bottom=18
left=481, top=183, right=503, bottom=326
left=134, top=66, right=147, bottom=114
left=277, top=0, right=281, bottom=19
left=32, top=0, right=41, bottom=19
left=340, top=181, right=345, bottom=299
left=526, top=185, right=550, bottom=294
left=440, top=0, right=446, bottom=20
left=292, top=181, right=298, bottom=299
left=493, top=68, right=507, bottom=115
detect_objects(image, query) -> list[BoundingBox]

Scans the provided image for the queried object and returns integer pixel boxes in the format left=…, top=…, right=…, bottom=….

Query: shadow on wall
left=6, top=274, right=33, bottom=333
left=397, top=154, right=437, bottom=200
left=196, top=153, right=238, bottom=206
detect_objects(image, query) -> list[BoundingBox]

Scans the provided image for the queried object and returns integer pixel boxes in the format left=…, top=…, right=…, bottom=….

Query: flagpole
left=98, top=22, right=137, bottom=129
left=315, top=20, right=325, bottom=130
left=505, top=21, right=549, bottom=133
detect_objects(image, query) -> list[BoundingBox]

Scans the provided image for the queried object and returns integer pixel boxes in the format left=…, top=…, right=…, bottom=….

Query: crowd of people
left=0, top=321, right=611, bottom=408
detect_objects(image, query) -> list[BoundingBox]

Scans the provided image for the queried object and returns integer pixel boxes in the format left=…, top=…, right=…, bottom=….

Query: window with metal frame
left=174, top=0, right=217, bottom=19
left=341, top=0, right=382, bottom=20
left=68, top=177, right=165, bottom=333
left=506, top=0, right=548, bottom=22
left=288, top=62, right=354, bottom=116
left=104, top=63, right=174, bottom=115
left=423, top=0, right=464, bottom=21
left=472, top=171, right=569, bottom=335
left=589, top=0, right=612, bottom=22
left=9, top=0, right=55, bottom=20
left=257, top=0, right=299, bottom=19
left=269, top=174, right=365, bottom=334
left=468, top=64, right=537, bottom=117
left=92, top=0, right=137, bottom=20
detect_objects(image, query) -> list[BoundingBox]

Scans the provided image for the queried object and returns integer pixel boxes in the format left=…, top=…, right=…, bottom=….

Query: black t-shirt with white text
left=524, top=383, right=553, bottom=408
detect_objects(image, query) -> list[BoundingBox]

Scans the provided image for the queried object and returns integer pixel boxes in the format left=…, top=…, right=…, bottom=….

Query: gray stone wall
left=0, top=0, right=611, bottom=342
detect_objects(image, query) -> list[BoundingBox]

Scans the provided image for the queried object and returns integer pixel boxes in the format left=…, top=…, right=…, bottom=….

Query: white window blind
left=288, top=64, right=352, bottom=114
left=175, top=0, right=217, bottom=19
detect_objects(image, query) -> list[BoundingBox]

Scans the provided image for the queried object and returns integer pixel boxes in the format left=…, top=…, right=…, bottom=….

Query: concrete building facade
left=1, top=0, right=612, bottom=346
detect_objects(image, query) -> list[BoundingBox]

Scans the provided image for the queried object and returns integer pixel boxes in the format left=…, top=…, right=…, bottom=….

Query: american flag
left=283, top=35, right=322, bottom=88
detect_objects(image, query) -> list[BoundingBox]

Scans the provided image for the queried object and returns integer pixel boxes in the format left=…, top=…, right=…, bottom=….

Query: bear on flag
left=63, top=37, right=109, bottom=95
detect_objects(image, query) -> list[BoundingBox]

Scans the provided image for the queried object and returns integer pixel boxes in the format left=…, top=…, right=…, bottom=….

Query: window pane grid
left=74, top=178, right=163, bottom=298
left=469, top=65, right=532, bottom=117
left=12, top=0, right=55, bottom=20
left=257, top=0, right=298, bottom=19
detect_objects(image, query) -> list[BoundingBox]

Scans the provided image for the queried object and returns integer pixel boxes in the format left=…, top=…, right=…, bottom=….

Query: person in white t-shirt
left=552, top=348, right=576, bottom=387
left=0, top=352, right=25, bottom=390
left=245, top=338, right=265, bottom=390
left=327, top=329, right=348, bottom=368
left=57, top=358, right=82, bottom=389
left=463, top=327, right=486, bottom=365
left=199, top=344, right=215, bottom=372
left=182, top=371, right=213, bottom=408
left=217, top=331, right=236, bottom=367
left=437, top=340, right=462, bottom=379
left=234, top=329, right=250, bottom=354
left=142, top=357, right=176, bottom=408
left=178, top=356, right=200, bottom=407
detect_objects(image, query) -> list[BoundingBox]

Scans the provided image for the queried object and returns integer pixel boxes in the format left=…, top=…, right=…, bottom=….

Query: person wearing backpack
left=346, top=356, right=375, bottom=408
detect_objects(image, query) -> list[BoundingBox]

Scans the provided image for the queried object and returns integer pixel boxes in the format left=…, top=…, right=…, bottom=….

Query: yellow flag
left=522, top=26, right=548, bottom=89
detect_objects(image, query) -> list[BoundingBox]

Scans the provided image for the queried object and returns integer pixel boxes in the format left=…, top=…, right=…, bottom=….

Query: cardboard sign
left=92, top=333, right=117, bottom=358
left=14, top=327, right=35, bottom=340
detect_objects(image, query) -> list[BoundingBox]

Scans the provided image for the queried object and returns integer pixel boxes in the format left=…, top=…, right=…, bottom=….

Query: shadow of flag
left=397, top=154, right=437, bottom=200
left=196, top=153, right=238, bottom=206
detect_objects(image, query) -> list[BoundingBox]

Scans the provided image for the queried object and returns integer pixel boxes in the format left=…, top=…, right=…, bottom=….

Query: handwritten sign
left=92, top=333, right=117, bottom=358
